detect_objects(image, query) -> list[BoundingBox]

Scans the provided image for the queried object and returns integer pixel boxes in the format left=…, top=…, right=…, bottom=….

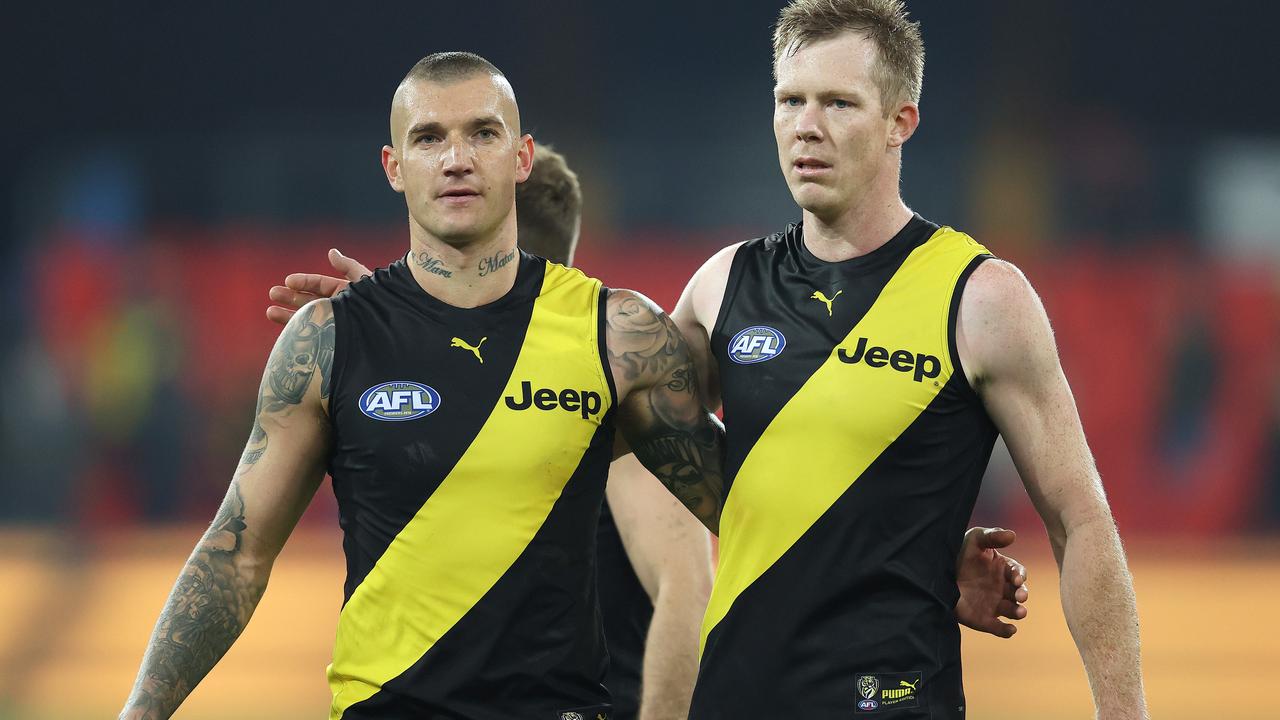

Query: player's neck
left=406, top=217, right=520, bottom=309
left=801, top=189, right=913, bottom=263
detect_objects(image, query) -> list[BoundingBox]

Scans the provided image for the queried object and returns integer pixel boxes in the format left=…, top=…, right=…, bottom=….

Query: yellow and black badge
left=854, top=671, right=921, bottom=713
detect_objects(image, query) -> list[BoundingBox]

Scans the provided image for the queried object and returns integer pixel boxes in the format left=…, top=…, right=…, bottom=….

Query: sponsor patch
left=854, top=671, right=922, bottom=713
left=727, top=325, right=786, bottom=364
left=358, top=381, right=441, bottom=421
left=504, top=380, right=602, bottom=419
left=837, top=337, right=941, bottom=383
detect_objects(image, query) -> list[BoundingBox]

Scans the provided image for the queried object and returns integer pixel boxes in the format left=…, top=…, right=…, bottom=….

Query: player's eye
left=476, top=128, right=498, bottom=140
left=783, top=97, right=802, bottom=107
left=832, top=99, right=852, bottom=109
left=416, top=135, right=438, bottom=144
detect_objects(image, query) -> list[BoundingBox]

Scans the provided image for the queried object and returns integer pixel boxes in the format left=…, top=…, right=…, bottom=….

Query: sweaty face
left=773, top=32, right=899, bottom=222
left=388, top=75, right=529, bottom=246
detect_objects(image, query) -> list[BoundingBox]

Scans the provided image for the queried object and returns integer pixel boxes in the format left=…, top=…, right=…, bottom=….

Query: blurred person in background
left=119, top=52, right=731, bottom=720
left=271, top=143, right=1031, bottom=719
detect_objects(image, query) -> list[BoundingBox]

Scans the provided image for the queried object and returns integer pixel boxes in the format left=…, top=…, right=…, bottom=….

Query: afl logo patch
left=727, top=326, right=786, bottom=364
left=358, top=381, right=441, bottom=421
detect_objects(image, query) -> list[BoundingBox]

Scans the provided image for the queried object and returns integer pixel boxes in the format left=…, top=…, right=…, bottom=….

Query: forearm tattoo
left=122, top=484, right=263, bottom=718
left=122, top=304, right=334, bottom=717
left=239, top=303, right=334, bottom=467
left=609, top=290, right=726, bottom=533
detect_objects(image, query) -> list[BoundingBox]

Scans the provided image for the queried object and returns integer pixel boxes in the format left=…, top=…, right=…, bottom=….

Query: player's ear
left=381, top=145, right=405, bottom=193
left=887, top=102, right=919, bottom=148
left=514, top=134, right=534, bottom=183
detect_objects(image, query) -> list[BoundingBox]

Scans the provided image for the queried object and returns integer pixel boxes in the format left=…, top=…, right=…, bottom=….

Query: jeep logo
left=838, top=337, right=941, bottom=383
left=504, top=380, right=602, bottom=419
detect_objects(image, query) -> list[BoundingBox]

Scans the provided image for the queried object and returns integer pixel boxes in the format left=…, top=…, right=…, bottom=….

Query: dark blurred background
left=2, top=1, right=1278, bottom=718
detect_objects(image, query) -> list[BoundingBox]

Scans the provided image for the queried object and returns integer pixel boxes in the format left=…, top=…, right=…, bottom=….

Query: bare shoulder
left=679, top=241, right=746, bottom=329
left=958, top=259, right=1057, bottom=386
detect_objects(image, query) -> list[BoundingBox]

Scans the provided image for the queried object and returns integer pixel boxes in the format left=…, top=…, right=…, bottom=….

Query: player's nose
left=440, top=140, right=474, bottom=176
left=794, top=105, right=825, bottom=142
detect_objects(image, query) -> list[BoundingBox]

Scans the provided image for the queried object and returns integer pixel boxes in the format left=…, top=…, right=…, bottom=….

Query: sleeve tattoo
left=123, top=484, right=259, bottom=718
left=609, top=290, right=727, bottom=534
left=123, top=302, right=335, bottom=718
left=240, top=303, right=334, bottom=467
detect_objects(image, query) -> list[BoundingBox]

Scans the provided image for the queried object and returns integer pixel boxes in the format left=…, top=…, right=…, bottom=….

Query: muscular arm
left=607, top=455, right=713, bottom=720
left=608, top=289, right=726, bottom=535
left=961, top=261, right=1147, bottom=719
left=120, top=301, right=335, bottom=719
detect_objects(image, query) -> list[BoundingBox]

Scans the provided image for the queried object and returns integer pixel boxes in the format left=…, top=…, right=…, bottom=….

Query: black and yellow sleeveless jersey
left=692, top=216, right=998, bottom=719
left=324, top=253, right=617, bottom=720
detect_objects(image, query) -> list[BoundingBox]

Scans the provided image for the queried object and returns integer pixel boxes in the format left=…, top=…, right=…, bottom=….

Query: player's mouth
left=438, top=187, right=482, bottom=205
left=793, top=157, right=833, bottom=178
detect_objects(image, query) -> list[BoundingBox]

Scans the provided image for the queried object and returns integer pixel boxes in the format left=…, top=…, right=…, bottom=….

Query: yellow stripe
left=327, top=264, right=610, bottom=717
left=700, top=229, right=987, bottom=652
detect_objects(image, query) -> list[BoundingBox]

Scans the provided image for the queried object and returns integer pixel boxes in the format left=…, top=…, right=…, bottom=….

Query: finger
left=265, top=305, right=297, bottom=325
left=1004, top=556, right=1027, bottom=586
left=996, top=599, right=1027, bottom=620
left=269, top=285, right=323, bottom=310
left=330, top=248, right=373, bottom=282
left=976, top=527, right=1016, bottom=549
left=976, top=619, right=1017, bottom=639
left=285, top=273, right=347, bottom=298
left=1002, top=575, right=1029, bottom=603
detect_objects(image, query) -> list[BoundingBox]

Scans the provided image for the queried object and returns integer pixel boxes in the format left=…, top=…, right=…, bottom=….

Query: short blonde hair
left=773, top=0, right=924, bottom=112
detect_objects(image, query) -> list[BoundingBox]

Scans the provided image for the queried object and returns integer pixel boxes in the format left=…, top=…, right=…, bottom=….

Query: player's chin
left=790, top=185, right=841, bottom=216
left=431, top=216, right=499, bottom=246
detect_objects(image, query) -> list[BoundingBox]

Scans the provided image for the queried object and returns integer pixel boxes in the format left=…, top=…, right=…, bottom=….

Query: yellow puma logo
left=810, top=289, right=843, bottom=317
left=450, top=336, right=486, bottom=363
left=900, top=679, right=919, bottom=691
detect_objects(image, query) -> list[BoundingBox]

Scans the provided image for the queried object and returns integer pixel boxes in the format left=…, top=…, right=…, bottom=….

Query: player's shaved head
left=389, top=52, right=521, bottom=146
left=403, top=51, right=504, bottom=85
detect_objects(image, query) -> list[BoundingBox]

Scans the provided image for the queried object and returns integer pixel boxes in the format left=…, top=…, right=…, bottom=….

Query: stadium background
left=3, top=1, right=1278, bottom=717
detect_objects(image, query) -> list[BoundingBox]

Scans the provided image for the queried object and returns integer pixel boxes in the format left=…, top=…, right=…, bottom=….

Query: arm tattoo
left=239, top=303, right=335, bottom=467
left=606, top=291, right=682, bottom=382
left=609, top=290, right=727, bottom=533
left=122, top=483, right=264, bottom=718
left=266, top=302, right=330, bottom=405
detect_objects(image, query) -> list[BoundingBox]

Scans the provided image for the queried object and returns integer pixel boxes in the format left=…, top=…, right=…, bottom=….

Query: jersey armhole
left=947, top=254, right=992, bottom=403
left=597, top=285, right=619, bottom=410
left=327, top=295, right=350, bottom=424
left=708, top=243, right=752, bottom=347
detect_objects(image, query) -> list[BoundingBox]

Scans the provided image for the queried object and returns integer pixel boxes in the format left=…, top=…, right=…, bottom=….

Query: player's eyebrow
left=407, top=115, right=506, bottom=137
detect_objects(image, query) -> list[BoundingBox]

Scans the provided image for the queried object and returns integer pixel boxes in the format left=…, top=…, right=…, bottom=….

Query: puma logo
left=810, top=289, right=842, bottom=317
left=900, top=679, right=919, bottom=691
left=450, top=336, right=486, bottom=363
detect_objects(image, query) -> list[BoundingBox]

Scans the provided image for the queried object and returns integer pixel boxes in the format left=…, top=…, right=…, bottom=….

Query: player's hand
left=955, top=526, right=1028, bottom=638
left=266, top=248, right=373, bottom=325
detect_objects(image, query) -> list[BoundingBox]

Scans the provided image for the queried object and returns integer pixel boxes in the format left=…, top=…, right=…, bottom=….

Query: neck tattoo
left=413, top=250, right=453, bottom=279
left=478, top=248, right=516, bottom=278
